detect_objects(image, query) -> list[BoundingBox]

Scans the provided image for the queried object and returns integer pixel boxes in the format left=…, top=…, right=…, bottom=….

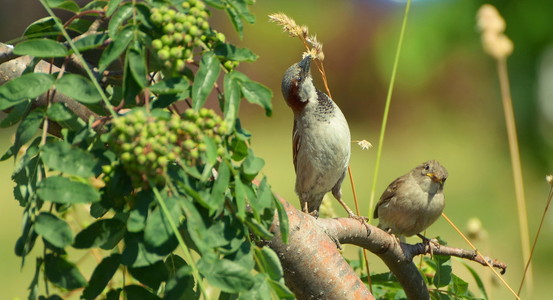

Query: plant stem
left=496, top=57, right=532, bottom=290
left=517, top=186, right=552, bottom=295
left=39, top=0, right=118, bottom=118
left=151, top=186, right=209, bottom=300
left=368, top=0, right=411, bottom=217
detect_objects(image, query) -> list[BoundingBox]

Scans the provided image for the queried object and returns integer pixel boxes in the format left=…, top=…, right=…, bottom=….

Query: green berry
left=182, top=2, right=190, bottom=9
left=183, top=34, right=192, bottom=44
left=151, top=13, right=162, bottom=24
left=175, top=13, right=187, bottom=24
left=163, top=23, right=175, bottom=34
left=102, top=165, right=113, bottom=174
left=147, top=152, right=157, bottom=162
left=152, top=39, right=163, bottom=50
left=174, top=59, right=186, bottom=71
left=167, top=152, right=176, bottom=161
left=199, top=108, right=209, bottom=118
left=134, top=146, right=144, bottom=156
left=198, top=143, right=206, bottom=152
left=201, top=21, right=209, bottom=30
left=170, top=47, right=183, bottom=59
left=158, top=156, right=168, bottom=167
left=216, top=32, right=225, bottom=43
left=224, top=60, right=233, bottom=70
left=121, top=152, right=132, bottom=162
left=190, top=149, right=199, bottom=159
left=184, top=109, right=197, bottom=120
left=121, top=143, right=133, bottom=152
left=161, top=34, right=173, bottom=46
left=137, top=154, right=147, bottom=164
left=189, top=25, right=199, bottom=36
left=162, top=13, right=172, bottom=23
left=183, top=139, right=195, bottom=150
left=158, top=49, right=170, bottom=60
left=174, top=22, right=184, bottom=33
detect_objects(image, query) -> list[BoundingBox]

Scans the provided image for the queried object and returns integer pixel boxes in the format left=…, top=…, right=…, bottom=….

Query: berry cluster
left=106, top=108, right=229, bottom=188
left=150, top=0, right=226, bottom=73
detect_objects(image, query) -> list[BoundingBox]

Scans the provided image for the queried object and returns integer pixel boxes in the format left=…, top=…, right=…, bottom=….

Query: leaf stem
left=38, top=0, right=117, bottom=118
left=368, top=0, right=411, bottom=217
left=151, top=185, right=208, bottom=299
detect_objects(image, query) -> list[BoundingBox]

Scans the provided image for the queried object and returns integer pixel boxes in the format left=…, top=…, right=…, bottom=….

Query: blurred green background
left=2, top=0, right=553, bottom=299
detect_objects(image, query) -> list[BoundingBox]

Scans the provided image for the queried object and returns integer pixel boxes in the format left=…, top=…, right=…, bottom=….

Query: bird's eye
left=424, top=164, right=430, bottom=170
left=296, top=76, right=302, bottom=82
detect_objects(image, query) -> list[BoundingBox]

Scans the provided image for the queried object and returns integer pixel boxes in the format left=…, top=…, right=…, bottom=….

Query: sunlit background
left=1, top=0, right=553, bottom=299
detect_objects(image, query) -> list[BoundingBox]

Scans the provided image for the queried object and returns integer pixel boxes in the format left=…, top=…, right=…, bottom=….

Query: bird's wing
left=292, top=120, right=301, bottom=173
left=373, top=176, right=405, bottom=219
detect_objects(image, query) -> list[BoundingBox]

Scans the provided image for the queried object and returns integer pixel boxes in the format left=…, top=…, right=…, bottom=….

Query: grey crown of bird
left=374, top=160, right=448, bottom=237
left=281, top=55, right=351, bottom=218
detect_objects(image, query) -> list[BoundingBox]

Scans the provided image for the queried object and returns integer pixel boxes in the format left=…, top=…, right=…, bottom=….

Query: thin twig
left=347, top=166, right=372, bottom=292
left=368, top=0, right=411, bottom=218
left=496, top=57, right=532, bottom=291
left=517, top=186, right=553, bottom=295
left=441, top=212, right=519, bottom=299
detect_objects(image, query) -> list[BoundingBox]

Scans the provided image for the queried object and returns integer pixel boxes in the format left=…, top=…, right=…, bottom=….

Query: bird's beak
left=298, top=55, right=312, bottom=76
left=426, top=173, right=444, bottom=185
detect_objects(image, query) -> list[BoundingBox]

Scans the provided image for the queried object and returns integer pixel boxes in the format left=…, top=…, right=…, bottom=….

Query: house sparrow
left=374, top=160, right=448, bottom=237
left=281, top=55, right=356, bottom=219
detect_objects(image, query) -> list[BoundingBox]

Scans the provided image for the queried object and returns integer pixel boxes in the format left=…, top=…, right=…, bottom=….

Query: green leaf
left=268, top=279, right=295, bottom=299
left=23, top=17, right=60, bottom=37
left=127, top=45, right=147, bottom=87
left=433, top=255, right=452, bottom=288
left=238, top=78, right=272, bottom=116
left=127, top=190, right=153, bottom=232
left=254, top=247, right=283, bottom=281
left=82, top=254, right=121, bottom=300
left=273, top=195, right=289, bottom=244
left=13, top=39, right=68, bottom=57
left=44, top=254, right=87, bottom=290
left=214, top=44, right=258, bottom=62
left=149, top=77, right=190, bottom=95
left=56, top=74, right=102, bottom=103
left=45, top=0, right=80, bottom=12
left=34, top=212, right=73, bottom=248
left=38, top=176, right=100, bottom=204
left=234, top=175, right=246, bottom=220
left=106, top=0, right=124, bottom=17
left=198, top=256, right=256, bottom=293
left=462, top=262, right=488, bottom=299
left=210, top=162, right=231, bottom=210
left=204, top=0, right=225, bottom=9
left=99, top=25, right=133, bottom=72
left=0, top=100, right=30, bottom=128
left=74, top=33, right=108, bottom=51
left=41, top=141, right=97, bottom=177
left=164, top=265, right=198, bottom=300
left=204, top=136, right=218, bottom=166
left=46, top=102, right=72, bottom=122
left=124, top=285, right=161, bottom=300
left=144, top=197, right=181, bottom=249
left=244, top=217, right=273, bottom=240
left=0, top=73, right=54, bottom=110
left=73, top=218, right=126, bottom=250
left=108, top=2, right=133, bottom=38
left=129, top=260, right=169, bottom=290
left=241, top=148, right=264, bottom=181
left=223, top=71, right=240, bottom=129
left=192, top=51, right=221, bottom=110
left=225, top=6, right=243, bottom=39
left=121, top=232, right=164, bottom=268
left=228, top=0, right=255, bottom=24
left=449, top=274, right=469, bottom=296
left=13, top=109, right=45, bottom=157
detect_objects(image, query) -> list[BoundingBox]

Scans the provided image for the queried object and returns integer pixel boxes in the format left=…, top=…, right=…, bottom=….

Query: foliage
left=1, top=0, right=291, bottom=299
left=348, top=247, right=489, bottom=299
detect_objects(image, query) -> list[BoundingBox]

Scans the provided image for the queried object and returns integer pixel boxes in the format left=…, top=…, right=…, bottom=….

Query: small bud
left=546, top=174, right=553, bottom=186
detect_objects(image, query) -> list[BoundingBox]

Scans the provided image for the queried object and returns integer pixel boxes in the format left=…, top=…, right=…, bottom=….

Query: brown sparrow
left=374, top=160, right=448, bottom=238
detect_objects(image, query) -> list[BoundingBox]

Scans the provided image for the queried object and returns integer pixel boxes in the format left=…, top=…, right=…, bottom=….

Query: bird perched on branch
left=281, top=54, right=358, bottom=219
left=374, top=160, right=448, bottom=240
